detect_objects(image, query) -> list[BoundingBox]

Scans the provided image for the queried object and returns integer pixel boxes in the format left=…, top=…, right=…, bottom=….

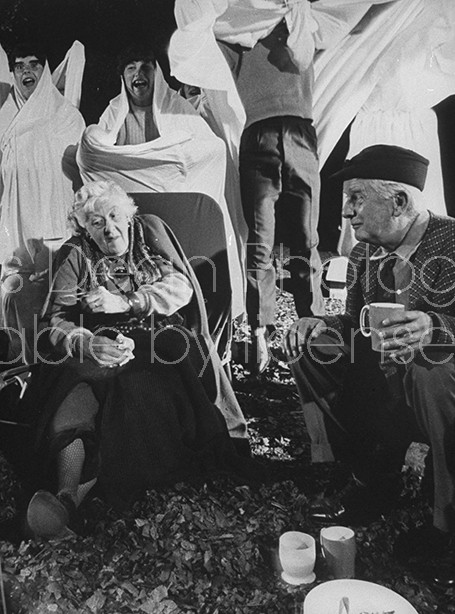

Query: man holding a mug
left=285, top=144, right=455, bottom=582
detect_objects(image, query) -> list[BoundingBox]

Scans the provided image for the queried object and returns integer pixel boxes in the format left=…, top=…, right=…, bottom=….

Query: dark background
left=1, top=0, right=454, bottom=251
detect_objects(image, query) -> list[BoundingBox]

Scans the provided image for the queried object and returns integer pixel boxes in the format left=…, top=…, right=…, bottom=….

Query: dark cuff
left=126, top=292, right=143, bottom=318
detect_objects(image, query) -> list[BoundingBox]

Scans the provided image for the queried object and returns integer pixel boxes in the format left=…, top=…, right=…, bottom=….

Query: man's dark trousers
left=291, top=330, right=455, bottom=533
left=239, top=115, right=324, bottom=328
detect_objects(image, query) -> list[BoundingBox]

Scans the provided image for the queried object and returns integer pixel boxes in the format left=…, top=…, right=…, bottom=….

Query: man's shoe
left=310, top=474, right=403, bottom=526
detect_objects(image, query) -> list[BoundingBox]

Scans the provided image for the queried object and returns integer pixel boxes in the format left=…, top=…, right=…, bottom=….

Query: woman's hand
left=77, top=333, right=135, bottom=367
left=82, top=286, right=130, bottom=314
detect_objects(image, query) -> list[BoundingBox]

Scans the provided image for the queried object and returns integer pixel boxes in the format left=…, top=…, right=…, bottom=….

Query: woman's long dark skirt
left=23, top=326, right=252, bottom=509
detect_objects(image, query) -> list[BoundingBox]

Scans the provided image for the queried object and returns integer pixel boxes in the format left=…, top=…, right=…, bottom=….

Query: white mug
left=360, top=302, right=405, bottom=351
left=279, top=531, right=316, bottom=585
left=320, top=526, right=356, bottom=579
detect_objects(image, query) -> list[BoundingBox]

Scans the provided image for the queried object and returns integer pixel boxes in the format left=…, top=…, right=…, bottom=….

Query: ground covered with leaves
left=0, top=291, right=454, bottom=613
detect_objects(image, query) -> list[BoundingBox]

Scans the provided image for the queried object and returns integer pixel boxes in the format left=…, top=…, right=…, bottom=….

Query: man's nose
left=342, top=201, right=354, bottom=218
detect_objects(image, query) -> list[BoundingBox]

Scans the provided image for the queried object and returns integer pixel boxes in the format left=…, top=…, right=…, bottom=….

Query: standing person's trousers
left=239, top=116, right=324, bottom=329
left=290, top=330, right=455, bottom=533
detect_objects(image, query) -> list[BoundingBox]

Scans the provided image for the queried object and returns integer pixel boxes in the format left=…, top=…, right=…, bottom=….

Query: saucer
left=281, top=571, right=316, bottom=585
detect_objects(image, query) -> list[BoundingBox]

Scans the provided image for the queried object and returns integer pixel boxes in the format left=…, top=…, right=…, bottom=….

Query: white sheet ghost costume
left=169, top=0, right=455, bottom=257
left=76, top=64, right=244, bottom=319
left=331, top=0, right=455, bottom=254
left=0, top=45, right=85, bottom=364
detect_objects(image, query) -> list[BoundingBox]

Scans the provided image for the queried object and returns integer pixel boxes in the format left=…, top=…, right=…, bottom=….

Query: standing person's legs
left=281, top=117, right=324, bottom=317
left=239, top=119, right=282, bottom=372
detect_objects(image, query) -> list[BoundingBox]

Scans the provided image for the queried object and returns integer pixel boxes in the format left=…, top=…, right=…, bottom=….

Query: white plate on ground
left=303, top=579, right=418, bottom=614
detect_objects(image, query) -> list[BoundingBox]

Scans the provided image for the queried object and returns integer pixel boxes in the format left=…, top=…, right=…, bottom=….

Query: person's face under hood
left=123, top=60, right=155, bottom=107
left=12, top=55, right=44, bottom=100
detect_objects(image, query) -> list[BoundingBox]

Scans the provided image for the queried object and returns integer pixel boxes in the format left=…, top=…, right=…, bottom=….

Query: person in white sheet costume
left=0, top=43, right=85, bottom=364
left=77, top=45, right=244, bottom=321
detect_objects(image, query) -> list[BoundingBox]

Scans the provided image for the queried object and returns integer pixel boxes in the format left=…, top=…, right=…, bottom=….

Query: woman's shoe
left=26, top=490, right=70, bottom=539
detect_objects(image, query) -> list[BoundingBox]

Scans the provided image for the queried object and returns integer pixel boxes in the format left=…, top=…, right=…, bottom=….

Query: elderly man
left=285, top=144, right=455, bottom=581
left=0, top=43, right=85, bottom=364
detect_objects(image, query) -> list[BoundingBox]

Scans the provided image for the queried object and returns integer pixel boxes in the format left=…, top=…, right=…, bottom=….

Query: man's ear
left=392, top=191, right=408, bottom=216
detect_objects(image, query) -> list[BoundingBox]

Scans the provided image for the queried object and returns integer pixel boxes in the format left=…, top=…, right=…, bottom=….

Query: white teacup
left=279, top=531, right=316, bottom=585
left=360, top=302, right=405, bottom=351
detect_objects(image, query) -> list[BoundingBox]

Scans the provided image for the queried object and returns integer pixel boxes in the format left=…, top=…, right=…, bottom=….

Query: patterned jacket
left=323, top=212, right=455, bottom=346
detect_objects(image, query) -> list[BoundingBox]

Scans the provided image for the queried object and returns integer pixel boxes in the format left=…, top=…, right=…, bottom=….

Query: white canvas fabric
left=0, top=45, right=85, bottom=362
left=169, top=0, right=394, bottom=168
left=52, top=40, right=86, bottom=109
left=313, top=0, right=455, bottom=170
left=170, top=0, right=455, bottom=265
left=0, top=44, right=11, bottom=88
left=76, top=65, right=244, bottom=318
left=323, top=0, right=455, bottom=253
left=0, top=62, right=85, bottom=269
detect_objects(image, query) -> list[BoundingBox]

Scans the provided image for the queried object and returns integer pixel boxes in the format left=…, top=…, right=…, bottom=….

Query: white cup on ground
left=279, top=531, right=316, bottom=585
left=320, top=526, right=356, bottom=579
left=360, top=302, right=405, bottom=351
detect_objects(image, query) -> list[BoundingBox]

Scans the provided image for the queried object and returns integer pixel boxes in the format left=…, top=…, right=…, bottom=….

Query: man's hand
left=380, top=310, right=432, bottom=360
left=283, top=317, right=327, bottom=358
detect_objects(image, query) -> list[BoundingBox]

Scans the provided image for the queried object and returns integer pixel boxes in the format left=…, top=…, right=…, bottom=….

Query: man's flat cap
left=331, top=144, right=429, bottom=191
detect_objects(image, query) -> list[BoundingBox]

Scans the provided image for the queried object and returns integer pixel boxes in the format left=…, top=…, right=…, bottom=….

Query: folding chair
left=0, top=363, right=39, bottom=482
left=0, top=193, right=234, bottom=445
left=131, top=191, right=233, bottom=364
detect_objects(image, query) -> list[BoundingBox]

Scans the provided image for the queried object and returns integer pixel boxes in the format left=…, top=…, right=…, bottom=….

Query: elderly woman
left=25, top=180, right=252, bottom=539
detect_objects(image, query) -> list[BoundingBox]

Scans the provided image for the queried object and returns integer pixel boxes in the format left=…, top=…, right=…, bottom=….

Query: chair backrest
left=131, top=192, right=232, bottom=352
left=322, top=256, right=348, bottom=302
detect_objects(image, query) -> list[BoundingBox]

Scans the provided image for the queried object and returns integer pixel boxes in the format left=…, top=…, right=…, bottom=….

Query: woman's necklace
left=102, top=255, right=134, bottom=296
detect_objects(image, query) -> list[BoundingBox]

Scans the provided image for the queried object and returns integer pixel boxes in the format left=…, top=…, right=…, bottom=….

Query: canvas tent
left=169, top=0, right=455, bottom=254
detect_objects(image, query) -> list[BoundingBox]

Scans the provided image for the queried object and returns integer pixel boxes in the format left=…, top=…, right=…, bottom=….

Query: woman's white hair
left=69, top=180, right=137, bottom=234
